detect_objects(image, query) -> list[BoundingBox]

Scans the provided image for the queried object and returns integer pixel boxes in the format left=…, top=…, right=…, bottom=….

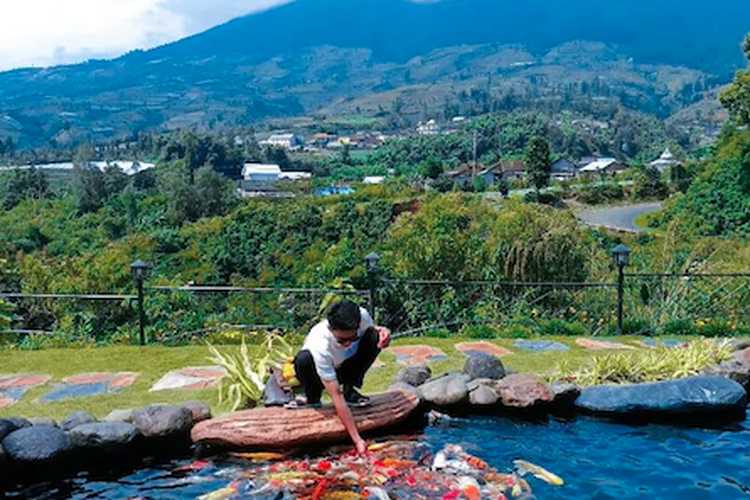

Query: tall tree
left=526, top=136, right=551, bottom=195
left=2, top=167, right=49, bottom=209
left=720, top=34, right=750, bottom=126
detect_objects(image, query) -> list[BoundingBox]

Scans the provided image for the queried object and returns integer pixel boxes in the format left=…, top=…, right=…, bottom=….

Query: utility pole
left=472, top=129, right=478, bottom=182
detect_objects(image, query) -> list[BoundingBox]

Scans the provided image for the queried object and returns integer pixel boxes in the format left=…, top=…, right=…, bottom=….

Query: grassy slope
left=0, top=336, right=693, bottom=421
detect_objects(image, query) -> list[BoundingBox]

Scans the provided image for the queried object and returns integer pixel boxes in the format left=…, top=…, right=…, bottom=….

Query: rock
left=419, top=374, right=469, bottom=407
left=60, top=412, right=97, bottom=431
left=394, top=365, right=432, bottom=387
left=463, top=353, right=506, bottom=381
left=550, top=382, right=580, bottom=403
left=132, top=405, right=193, bottom=439
left=469, top=384, right=500, bottom=406
left=1, top=426, right=73, bottom=464
left=0, top=418, right=31, bottom=441
left=733, top=342, right=750, bottom=352
left=467, top=378, right=496, bottom=391
left=388, top=382, right=423, bottom=400
left=192, top=391, right=421, bottom=449
left=494, top=374, right=553, bottom=409
left=576, top=376, right=748, bottom=420
left=68, top=422, right=140, bottom=452
left=28, top=417, right=57, bottom=428
left=707, top=348, right=750, bottom=391
left=104, top=409, right=136, bottom=423
left=178, top=401, right=212, bottom=424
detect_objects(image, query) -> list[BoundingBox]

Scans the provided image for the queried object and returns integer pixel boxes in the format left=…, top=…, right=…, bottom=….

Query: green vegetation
left=551, top=340, right=734, bottom=387
left=720, top=34, right=750, bottom=127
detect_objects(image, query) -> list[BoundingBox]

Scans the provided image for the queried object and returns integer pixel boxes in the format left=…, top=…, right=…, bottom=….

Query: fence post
left=611, top=245, right=631, bottom=335
left=365, top=253, right=380, bottom=321
left=130, top=260, right=152, bottom=346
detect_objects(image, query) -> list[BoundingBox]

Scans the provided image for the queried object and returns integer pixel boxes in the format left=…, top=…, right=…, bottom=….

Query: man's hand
left=353, top=436, right=368, bottom=455
left=376, top=326, right=392, bottom=349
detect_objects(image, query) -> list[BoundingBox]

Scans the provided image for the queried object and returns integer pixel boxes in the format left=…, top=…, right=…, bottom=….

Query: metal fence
left=2, top=273, right=750, bottom=345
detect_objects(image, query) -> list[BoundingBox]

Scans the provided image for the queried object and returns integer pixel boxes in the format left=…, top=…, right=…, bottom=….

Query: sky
left=0, top=0, right=292, bottom=71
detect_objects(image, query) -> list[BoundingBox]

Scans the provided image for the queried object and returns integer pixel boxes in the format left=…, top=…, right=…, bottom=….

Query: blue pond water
left=6, top=414, right=750, bottom=499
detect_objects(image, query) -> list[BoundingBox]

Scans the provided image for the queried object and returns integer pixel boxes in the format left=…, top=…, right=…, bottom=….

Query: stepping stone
left=514, top=340, right=570, bottom=353
left=0, top=374, right=51, bottom=408
left=639, top=339, right=688, bottom=349
left=386, top=346, right=448, bottom=366
left=455, top=341, right=512, bottom=357
left=150, top=366, right=227, bottom=392
left=576, top=338, right=635, bottom=350
left=41, top=373, right=138, bottom=403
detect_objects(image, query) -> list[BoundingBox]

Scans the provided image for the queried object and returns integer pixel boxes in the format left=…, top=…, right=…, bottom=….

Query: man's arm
left=375, top=325, right=392, bottom=349
left=322, top=378, right=367, bottom=454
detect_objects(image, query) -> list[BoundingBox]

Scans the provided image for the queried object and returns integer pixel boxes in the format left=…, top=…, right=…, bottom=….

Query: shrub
left=551, top=339, right=733, bottom=386
left=459, top=324, right=499, bottom=339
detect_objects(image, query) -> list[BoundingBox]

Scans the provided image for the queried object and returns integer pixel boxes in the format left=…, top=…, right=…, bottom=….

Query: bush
left=459, top=324, right=499, bottom=339
left=575, top=182, right=625, bottom=205
left=534, top=318, right=586, bottom=336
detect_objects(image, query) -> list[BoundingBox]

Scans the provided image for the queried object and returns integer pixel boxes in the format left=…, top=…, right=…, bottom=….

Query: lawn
left=0, top=335, right=693, bottom=421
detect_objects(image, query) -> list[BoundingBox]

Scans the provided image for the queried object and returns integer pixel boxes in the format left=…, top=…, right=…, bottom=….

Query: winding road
left=577, top=203, right=662, bottom=233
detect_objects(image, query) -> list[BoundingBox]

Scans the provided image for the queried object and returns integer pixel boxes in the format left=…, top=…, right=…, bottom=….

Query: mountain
left=148, top=0, right=750, bottom=75
left=1, top=0, right=749, bottom=148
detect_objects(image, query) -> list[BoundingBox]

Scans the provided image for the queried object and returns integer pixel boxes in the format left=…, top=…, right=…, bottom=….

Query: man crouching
left=287, top=300, right=391, bottom=454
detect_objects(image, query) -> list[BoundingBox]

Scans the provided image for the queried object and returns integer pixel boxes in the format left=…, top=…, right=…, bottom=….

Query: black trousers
left=294, top=327, right=380, bottom=404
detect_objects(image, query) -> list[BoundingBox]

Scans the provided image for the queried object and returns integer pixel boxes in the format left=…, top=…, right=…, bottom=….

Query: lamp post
left=130, top=260, right=151, bottom=346
left=611, top=244, right=631, bottom=335
left=365, top=253, right=380, bottom=319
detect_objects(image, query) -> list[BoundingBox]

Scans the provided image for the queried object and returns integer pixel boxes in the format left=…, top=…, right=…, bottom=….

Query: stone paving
left=639, top=339, right=688, bottom=349
left=575, top=338, right=635, bottom=350
left=454, top=341, right=512, bottom=357
left=0, top=374, right=51, bottom=408
left=150, top=366, right=228, bottom=392
left=514, top=339, right=570, bottom=352
left=41, top=372, right=139, bottom=403
left=386, top=345, right=448, bottom=366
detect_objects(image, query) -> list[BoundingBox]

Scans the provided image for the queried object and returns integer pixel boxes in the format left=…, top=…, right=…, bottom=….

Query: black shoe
left=343, top=387, right=372, bottom=408
left=284, top=396, right=322, bottom=410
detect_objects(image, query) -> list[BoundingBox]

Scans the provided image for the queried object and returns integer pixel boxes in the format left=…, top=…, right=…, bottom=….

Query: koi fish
left=231, top=452, right=286, bottom=461
left=196, top=485, right=236, bottom=500
left=363, top=487, right=391, bottom=500
left=513, top=459, right=564, bottom=486
left=311, top=479, right=328, bottom=500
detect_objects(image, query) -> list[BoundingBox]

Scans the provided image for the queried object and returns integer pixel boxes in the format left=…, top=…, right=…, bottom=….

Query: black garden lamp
left=612, top=244, right=631, bottom=269
left=365, top=252, right=380, bottom=274
left=130, top=260, right=151, bottom=345
left=611, top=244, right=631, bottom=335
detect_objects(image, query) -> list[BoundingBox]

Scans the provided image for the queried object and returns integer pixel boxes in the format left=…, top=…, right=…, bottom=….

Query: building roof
left=268, top=133, right=296, bottom=141
left=363, top=176, right=385, bottom=184
left=279, top=171, right=313, bottom=181
left=492, top=160, right=526, bottom=173
left=578, top=158, right=620, bottom=173
left=242, top=163, right=282, bottom=176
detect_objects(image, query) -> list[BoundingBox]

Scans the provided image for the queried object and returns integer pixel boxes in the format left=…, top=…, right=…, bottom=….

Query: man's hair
left=327, top=300, right=361, bottom=331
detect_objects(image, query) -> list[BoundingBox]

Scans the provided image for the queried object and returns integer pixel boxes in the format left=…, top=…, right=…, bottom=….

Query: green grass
left=0, top=335, right=721, bottom=421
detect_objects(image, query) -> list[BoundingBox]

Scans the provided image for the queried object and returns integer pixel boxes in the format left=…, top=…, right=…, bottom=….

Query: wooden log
left=191, top=390, right=420, bottom=449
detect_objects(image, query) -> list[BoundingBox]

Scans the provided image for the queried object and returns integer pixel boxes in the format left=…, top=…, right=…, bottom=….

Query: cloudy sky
left=0, top=0, right=292, bottom=71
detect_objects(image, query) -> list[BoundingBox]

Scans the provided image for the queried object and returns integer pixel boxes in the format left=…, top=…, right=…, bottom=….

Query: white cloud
left=0, top=0, right=291, bottom=71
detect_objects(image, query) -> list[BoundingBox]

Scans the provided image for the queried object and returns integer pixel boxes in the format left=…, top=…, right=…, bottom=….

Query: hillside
left=1, top=0, right=748, bottom=148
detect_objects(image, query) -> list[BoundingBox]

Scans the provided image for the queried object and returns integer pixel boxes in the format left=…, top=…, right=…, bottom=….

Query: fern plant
left=208, top=331, right=294, bottom=411
left=0, top=299, right=14, bottom=331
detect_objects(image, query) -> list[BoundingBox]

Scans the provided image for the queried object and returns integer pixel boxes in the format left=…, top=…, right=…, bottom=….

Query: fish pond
left=5, top=413, right=750, bottom=499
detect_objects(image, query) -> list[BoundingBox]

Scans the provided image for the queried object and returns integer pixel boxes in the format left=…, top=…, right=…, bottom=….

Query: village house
left=578, top=158, right=627, bottom=175
left=550, top=158, right=578, bottom=180
left=493, top=160, right=527, bottom=181
left=416, top=119, right=442, bottom=136
left=259, top=133, right=305, bottom=150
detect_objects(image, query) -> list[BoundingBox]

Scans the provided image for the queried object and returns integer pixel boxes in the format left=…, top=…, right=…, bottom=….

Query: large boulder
left=28, top=417, right=57, bottom=428
left=1, top=426, right=74, bottom=465
left=178, top=401, right=212, bottom=424
left=0, top=418, right=31, bottom=441
left=419, top=374, right=470, bottom=407
left=463, top=353, right=505, bottom=381
left=388, top=382, right=423, bottom=400
left=706, top=348, right=750, bottom=391
left=469, top=384, right=500, bottom=406
left=60, top=412, right=97, bottom=431
left=575, top=376, right=747, bottom=420
left=494, top=374, right=553, bottom=410
left=68, top=422, right=140, bottom=453
left=132, top=405, right=193, bottom=439
left=394, top=365, right=432, bottom=387
left=104, top=408, right=136, bottom=423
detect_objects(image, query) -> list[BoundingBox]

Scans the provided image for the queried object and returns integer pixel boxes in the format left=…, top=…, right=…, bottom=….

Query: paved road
left=578, top=203, right=662, bottom=233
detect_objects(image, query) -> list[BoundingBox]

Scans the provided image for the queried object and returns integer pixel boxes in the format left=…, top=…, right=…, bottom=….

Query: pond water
left=6, top=414, right=750, bottom=499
